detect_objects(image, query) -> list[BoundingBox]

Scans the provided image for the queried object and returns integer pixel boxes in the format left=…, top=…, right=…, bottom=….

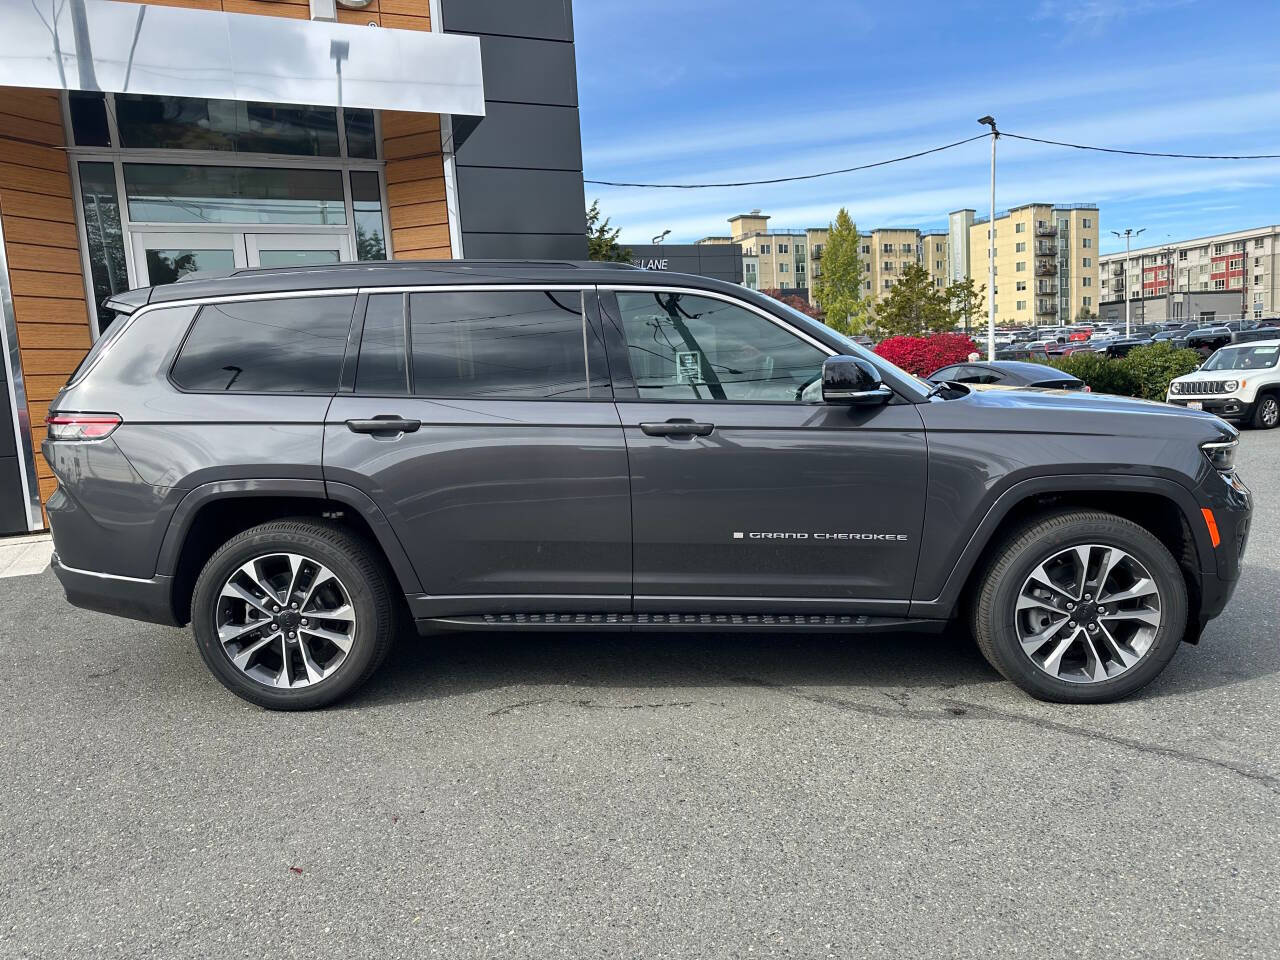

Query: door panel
left=324, top=287, right=629, bottom=615
left=131, top=231, right=244, bottom=285
left=246, top=233, right=351, bottom=268
left=324, top=397, right=631, bottom=612
left=618, top=400, right=927, bottom=610
left=602, top=288, right=927, bottom=612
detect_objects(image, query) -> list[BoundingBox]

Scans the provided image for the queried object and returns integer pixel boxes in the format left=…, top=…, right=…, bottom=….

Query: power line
left=1001, top=131, right=1280, bottom=160
left=583, top=133, right=989, bottom=188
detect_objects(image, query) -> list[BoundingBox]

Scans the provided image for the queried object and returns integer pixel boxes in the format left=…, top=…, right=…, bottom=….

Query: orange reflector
left=1201, top=507, right=1221, bottom=548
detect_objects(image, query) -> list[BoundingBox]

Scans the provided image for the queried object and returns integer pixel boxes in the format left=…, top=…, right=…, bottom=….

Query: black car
left=1186, top=325, right=1280, bottom=357
left=1105, top=338, right=1154, bottom=358
left=44, top=261, right=1250, bottom=709
left=928, top=360, right=1088, bottom=391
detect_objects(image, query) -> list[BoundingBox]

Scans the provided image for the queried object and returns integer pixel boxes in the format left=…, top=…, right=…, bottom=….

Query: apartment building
left=1097, top=225, right=1280, bottom=323
left=960, top=203, right=1099, bottom=326
left=702, top=211, right=947, bottom=304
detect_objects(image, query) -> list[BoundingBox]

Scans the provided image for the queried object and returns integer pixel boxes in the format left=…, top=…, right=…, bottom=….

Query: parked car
left=45, top=261, right=1250, bottom=708
left=1186, top=325, right=1280, bottom=357
left=927, top=360, right=1089, bottom=391
left=1104, top=337, right=1154, bottom=358
left=1167, top=339, right=1280, bottom=428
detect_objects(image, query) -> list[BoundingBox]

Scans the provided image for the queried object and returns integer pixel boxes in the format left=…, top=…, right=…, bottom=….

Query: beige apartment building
left=961, top=203, right=1100, bottom=326
left=701, top=211, right=949, bottom=306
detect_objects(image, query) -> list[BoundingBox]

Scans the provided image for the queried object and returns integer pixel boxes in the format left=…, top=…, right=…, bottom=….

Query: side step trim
left=417, top=612, right=945, bottom=633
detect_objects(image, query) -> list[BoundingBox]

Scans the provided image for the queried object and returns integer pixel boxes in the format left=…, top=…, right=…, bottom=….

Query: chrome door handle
left=640, top=419, right=714, bottom=438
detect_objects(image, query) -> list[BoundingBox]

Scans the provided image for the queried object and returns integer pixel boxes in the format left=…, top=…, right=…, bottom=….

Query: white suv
left=1166, top=339, right=1280, bottom=429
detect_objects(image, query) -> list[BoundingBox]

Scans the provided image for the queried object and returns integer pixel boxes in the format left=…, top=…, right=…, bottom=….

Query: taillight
left=45, top=413, right=122, bottom=441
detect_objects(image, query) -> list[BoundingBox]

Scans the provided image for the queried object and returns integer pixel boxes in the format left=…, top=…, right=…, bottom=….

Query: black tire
left=970, top=510, right=1188, bottom=704
left=191, top=519, right=395, bottom=710
left=1252, top=393, right=1279, bottom=430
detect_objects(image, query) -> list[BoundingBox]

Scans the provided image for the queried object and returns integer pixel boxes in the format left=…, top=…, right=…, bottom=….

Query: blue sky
left=575, top=0, right=1280, bottom=254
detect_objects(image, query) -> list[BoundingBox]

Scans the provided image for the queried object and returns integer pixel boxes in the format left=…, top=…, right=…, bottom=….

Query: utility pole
left=978, top=116, right=998, bottom=360
left=1112, top=227, right=1144, bottom=337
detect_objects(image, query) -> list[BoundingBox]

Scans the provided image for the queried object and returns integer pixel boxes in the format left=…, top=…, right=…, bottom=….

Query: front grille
left=1179, top=381, right=1230, bottom=395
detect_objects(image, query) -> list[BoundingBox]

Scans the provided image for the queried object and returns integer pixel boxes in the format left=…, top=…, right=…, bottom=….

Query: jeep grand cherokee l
left=44, top=261, right=1251, bottom=709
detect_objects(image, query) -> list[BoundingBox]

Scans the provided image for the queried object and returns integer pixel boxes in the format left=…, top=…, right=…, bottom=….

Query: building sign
left=633, top=257, right=669, bottom=270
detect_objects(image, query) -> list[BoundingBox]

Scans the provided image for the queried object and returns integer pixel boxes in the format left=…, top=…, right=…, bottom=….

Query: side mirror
left=822, top=356, right=892, bottom=405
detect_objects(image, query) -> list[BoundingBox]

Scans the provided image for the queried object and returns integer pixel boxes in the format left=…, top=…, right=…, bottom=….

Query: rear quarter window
left=171, top=295, right=355, bottom=393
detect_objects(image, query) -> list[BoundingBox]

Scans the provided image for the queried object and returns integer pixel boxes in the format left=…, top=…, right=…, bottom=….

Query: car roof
left=106, top=259, right=744, bottom=311
left=1212, top=338, right=1280, bottom=349
left=939, top=360, right=1079, bottom=380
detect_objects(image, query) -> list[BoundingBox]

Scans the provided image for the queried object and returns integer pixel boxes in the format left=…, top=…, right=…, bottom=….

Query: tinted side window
left=356, top=294, right=408, bottom=395
left=171, top=295, right=354, bottom=392
left=407, top=290, right=608, bottom=399
left=613, top=291, right=827, bottom=401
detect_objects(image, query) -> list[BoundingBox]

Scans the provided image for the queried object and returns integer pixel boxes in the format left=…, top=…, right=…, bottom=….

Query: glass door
left=246, top=233, right=352, bottom=269
left=131, top=231, right=245, bottom=285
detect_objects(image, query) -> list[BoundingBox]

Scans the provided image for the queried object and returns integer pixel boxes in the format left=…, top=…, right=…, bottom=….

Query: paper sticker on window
left=676, top=351, right=703, bottom=383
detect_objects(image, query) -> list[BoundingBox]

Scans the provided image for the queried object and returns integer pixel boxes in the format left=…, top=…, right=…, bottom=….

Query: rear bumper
left=50, top=552, right=180, bottom=627
left=1166, top=396, right=1252, bottom=421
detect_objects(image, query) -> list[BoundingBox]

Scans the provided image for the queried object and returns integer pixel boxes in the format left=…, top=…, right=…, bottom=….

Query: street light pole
left=1112, top=227, right=1144, bottom=337
left=978, top=116, right=998, bottom=360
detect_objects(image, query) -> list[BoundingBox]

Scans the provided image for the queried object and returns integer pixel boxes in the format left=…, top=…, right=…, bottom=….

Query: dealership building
left=0, top=0, right=587, bottom=534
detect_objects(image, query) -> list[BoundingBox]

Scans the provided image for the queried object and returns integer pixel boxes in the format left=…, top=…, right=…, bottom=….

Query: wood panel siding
left=0, top=88, right=89, bottom=508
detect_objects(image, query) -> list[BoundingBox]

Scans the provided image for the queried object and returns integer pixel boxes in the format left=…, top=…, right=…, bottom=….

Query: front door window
left=613, top=291, right=827, bottom=402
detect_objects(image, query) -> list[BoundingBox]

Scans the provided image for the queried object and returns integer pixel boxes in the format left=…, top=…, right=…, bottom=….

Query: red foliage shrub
left=760, top=288, right=822, bottom=319
left=874, top=333, right=978, bottom=377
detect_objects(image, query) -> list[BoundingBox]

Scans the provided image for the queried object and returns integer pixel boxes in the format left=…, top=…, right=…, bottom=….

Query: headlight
left=1170, top=381, right=1182, bottom=394
left=1202, top=439, right=1238, bottom=472
left=1222, top=379, right=1239, bottom=392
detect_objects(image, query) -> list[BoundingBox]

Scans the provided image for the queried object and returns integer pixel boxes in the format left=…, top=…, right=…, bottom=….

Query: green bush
left=1045, top=351, right=1141, bottom=396
left=1117, top=342, right=1203, bottom=401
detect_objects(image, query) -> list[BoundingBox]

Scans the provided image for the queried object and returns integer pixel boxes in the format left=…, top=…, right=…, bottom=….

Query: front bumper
left=1191, top=468, right=1251, bottom=630
left=1166, top=396, right=1253, bottom=421
left=50, top=552, right=180, bottom=626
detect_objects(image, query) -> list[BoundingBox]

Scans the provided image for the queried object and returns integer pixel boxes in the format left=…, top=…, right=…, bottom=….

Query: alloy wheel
left=1015, top=543, right=1161, bottom=684
left=1262, top=397, right=1279, bottom=427
left=215, top=553, right=356, bottom=688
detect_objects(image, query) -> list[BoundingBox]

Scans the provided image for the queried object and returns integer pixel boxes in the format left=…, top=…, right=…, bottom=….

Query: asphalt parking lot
left=4, top=434, right=1279, bottom=960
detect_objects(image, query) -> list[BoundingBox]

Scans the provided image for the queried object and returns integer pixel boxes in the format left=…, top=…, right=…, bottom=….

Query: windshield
left=1202, top=344, right=1280, bottom=371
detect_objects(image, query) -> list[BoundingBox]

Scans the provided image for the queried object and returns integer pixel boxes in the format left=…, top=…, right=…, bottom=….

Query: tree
left=1076, top=306, right=1097, bottom=322
left=586, top=199, right=631, bottom=262
left=812, top=208, right=869, bottom=336
left=944, top=276, right=985, bottom=336
left=761, top=288, right=822, bottom=319
left=875, top=262, right=951, bottom=337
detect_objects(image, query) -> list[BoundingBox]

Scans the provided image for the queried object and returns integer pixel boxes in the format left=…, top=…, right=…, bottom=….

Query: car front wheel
left=1252, top=393, right=1279, bottom=429
left=191, top=519, right=395, bottom=710
left=971, top=510, right=1188, bottom=703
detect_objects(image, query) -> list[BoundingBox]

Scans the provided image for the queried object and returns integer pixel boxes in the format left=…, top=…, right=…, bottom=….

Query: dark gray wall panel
left=0, top=456, right=27, bottom=533
left=627, top=244, right=744, bottom=284
left=462, top=232, right=589, bottom=260
left=453, top=102, right=582, bottom=171
left=456, top=167, right=586, bottom=235
left=477, top=35, right=578, bottom=106
left=442, top=0, right=573, bottom=41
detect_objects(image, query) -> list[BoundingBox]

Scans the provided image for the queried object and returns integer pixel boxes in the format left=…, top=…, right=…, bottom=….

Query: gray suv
left=45, top=261, right=1251, bottom=709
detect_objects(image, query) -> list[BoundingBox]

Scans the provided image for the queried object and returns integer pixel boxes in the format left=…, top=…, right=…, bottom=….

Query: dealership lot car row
left=45, top=261, right=1250, bottom=709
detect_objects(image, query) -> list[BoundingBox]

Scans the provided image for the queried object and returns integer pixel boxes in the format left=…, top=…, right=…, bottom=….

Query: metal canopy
left=0, top=0, right=485, bottom=116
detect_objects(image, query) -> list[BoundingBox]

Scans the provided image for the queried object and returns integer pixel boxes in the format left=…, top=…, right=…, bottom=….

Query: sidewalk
left=0, top=533, right=52, bottom=579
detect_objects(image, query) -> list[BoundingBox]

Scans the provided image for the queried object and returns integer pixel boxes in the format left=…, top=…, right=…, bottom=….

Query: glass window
left=613, top=291, right=827, bottom=402
left=76, top=162, right=128, bottom=334
left=407, top=290, right=608, bottom=400
left=116, top=94, right=341, bottom=156
left=351, top=171, right=387, bottom=261
left=356, top=294, right=409, bottom=395
left=146, top=247, right=235, bottom=284
left=69, top=92, right=111, bottom=147
left=343, top=109, right=378, bottom=159
left=171, top=296, right=354, bottom=392
left=124, top=164, right=346, bottom=224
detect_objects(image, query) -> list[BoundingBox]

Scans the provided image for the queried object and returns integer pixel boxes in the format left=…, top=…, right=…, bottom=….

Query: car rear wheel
left=191, top=520, right=395, bottom=710
left=971, top=510, right=1187, bottom=703
left=1252, top=393, right=1279, bottom=429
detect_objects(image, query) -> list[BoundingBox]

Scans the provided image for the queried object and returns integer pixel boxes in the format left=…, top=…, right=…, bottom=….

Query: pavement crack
left=487, top=698, right=700, bottom=718
left=734, top=676, right=1279, bottom=794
